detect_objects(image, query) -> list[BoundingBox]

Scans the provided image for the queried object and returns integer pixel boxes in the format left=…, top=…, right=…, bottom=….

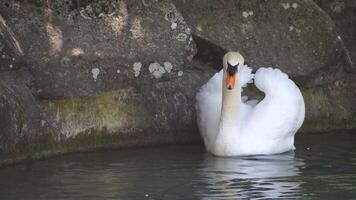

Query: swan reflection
left=196, top=152, right=304, bottom=199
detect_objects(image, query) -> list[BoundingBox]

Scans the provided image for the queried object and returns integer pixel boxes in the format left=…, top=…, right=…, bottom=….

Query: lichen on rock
left=91, top=67, right=100, bottom=81
left=133, top=62, right=142, bottom=77
left=148, top=62, right=166, bottom=79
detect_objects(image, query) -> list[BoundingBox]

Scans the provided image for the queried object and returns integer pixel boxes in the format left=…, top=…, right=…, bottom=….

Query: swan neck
left=220, top=79, right=241, bottom=125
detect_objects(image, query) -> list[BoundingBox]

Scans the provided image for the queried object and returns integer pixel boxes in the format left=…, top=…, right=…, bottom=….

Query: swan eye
left=227, top=62, right=238, bottom=75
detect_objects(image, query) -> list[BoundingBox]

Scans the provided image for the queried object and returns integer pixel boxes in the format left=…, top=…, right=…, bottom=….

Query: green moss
left=299, top=82, right=356, bottom=133
left=42, top=89, right=151, bottom=137
left=0, top=129, right=201, bottom=168
left=0, top=88, right=200, bottom=167
left=299, top=117, right=356, bottom=133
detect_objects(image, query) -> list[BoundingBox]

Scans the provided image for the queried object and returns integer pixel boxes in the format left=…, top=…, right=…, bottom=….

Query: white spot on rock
left=185, top=27, right=191, bottom=34
left=91, top=67, right=100, bottom=82
left=242, top=11, right=249, bottom=18
left=116, top=69, right=121, bottom=74
left=94, top=51, right=102, bottom=58
left=289, top=25, right=294, bottom=31
left=281, top=2, right=290, bottom=9
left=133, top=62, right=142, bottom=77
left=80, top=5, right=93, bottom=20
left=70, top=48, right=84, bottom=56
left=41, top=120, right=46, bottom=127
left=149, top=62, right=166, bottom=79
left=292, top=3, right=298, bottom=9
left=176, top=33, right=187, bottom=42
left=171, top=22, right=177, bottom=30
left=337, top=35, right=342, bottom=40
left=178, top=70, right=183, bottom=76
left=163, top=62, right=173, bottom=73
left=331, top=1, right=345, bottom=13
left=188, top=36, right=193, bottom=45
left=9, top=64, right=13, bottom=68
left=242, top=11, right=254, bottom=18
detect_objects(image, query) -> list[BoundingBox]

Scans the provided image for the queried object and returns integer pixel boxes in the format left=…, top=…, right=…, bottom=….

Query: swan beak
left=226, top=75, right=236, bottom=90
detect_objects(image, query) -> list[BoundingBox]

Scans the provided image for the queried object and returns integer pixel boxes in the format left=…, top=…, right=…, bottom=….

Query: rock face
left=0, top=0, right=207, bottom=160
left=0, top=0, right=355, bottom=165
left=40, top=65, right=211, bottom=141
left=0, top=0, right=195, bottom=98
left=315, top=0, right=356, bottom=70
left=0, top=70, right=42, bottom=153
left=173, top=0, right=342, bottom=78
left=301, top=79, right=356, bottom=133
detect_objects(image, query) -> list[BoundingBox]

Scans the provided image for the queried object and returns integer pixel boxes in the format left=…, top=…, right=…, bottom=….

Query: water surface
left=0, top=133, right=356, bottom=199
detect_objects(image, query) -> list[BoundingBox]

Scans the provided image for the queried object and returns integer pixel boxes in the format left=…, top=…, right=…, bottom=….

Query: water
left=0, top=133, right=356, bottom=199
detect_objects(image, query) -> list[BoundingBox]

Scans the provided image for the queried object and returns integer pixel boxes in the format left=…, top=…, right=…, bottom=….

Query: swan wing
left=196, top=70, right=223, bottom=151
left=242, top=68, right=305, bottom=153
left=240, top=65, right=256, bottom=122
left=240, top=65, right=255, bottom=88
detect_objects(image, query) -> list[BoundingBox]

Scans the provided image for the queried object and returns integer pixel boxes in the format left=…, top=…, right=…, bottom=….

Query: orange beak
left=226, top=74, right=236, bottom=90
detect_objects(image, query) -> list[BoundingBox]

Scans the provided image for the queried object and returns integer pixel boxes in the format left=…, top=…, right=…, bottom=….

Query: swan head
left=223, top=52, right=244, bottom=90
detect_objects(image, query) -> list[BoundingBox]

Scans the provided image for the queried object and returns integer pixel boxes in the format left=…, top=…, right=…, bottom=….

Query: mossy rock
left=300, top=80, right=356, bottom=133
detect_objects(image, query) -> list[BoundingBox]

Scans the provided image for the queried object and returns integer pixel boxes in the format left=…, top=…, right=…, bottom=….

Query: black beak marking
left=227, top=62, right=238, bottom=75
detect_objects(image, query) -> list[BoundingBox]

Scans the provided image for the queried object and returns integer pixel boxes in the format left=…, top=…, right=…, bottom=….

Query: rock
left=0, top=0, right=196, bottom=99
left=173, top=0, right=342, bottom=77
left=0, top=84, right=23, bottom=153
left=0, top=59, right=214, bottom=166
left=300, top=79, right=356, bottom=133
left=39, top=59, right=212, bottom=142
left=0, top=14, right=26, bottom=72
left=0, top=69, right=42, bottom=153
left=315, top=0, right=356, bottom=70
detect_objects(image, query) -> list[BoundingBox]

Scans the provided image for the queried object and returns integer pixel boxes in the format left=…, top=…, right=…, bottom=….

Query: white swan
left=196, top=52, right=305, bottom=156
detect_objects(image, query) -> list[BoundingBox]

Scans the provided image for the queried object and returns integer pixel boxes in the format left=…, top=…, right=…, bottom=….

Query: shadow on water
left=196, top=152, right=304, bottom=199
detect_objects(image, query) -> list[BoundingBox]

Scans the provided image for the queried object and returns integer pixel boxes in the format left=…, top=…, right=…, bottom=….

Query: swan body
left=196, top=52, right=305, bottom=156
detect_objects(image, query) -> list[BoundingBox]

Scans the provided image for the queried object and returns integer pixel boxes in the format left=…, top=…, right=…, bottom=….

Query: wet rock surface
left=0, top=0, right=354, bottom=164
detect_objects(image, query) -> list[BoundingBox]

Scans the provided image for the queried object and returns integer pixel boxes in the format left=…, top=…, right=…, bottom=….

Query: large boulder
left=0, top=84, right=23, bottom=153
left=0, top=0, right=196, bottom=99
left=315, top=0, right=356, bottom=70
left=300, top=78, right=356, bottom=133
left=173, top=0, right=342, bottom=78
left=40, top=62, right=212, bottom=144
left=0, top=14, right=26, bottom=72
left=0, top=69, right=42, bottom=153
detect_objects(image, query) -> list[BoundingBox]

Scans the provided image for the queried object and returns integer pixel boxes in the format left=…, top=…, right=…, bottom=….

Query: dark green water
left=0, top=133, right=356, bottom=199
